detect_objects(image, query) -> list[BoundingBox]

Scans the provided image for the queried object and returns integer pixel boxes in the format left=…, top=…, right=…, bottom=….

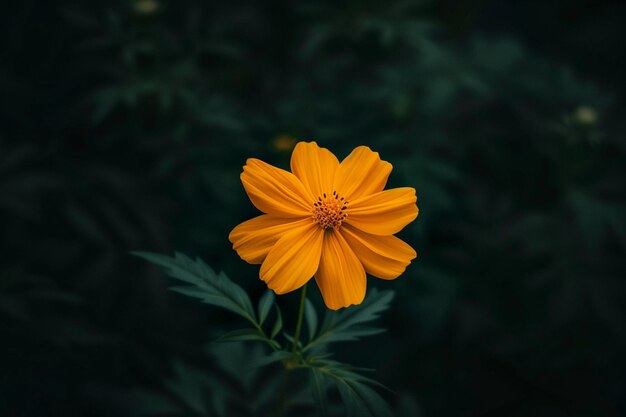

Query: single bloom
left=229, top=141, right=418, bottom=310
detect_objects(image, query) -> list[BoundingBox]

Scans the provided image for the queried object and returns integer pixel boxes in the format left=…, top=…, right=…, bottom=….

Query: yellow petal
left=260, top=223, right=323, bottom=294
left=241, top=158, right=314, bottom=217
left=341, top=224, right=416, bottom=279
left=290, top=141, right=339, bottom=197
left=333, top=146, right=392, bottom=201
left=314, top=230, right=366, bottom=310
left=229, top=215, right=312, bottom=264
left=345, top=187, right=418, bottom=235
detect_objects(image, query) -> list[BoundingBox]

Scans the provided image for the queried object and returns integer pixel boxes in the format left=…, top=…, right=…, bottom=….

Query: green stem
left=251, top=321, right=278, bottom=351
left=275, top=285, right=308, bottom=416
left=292, top=283, right=308, bottom=353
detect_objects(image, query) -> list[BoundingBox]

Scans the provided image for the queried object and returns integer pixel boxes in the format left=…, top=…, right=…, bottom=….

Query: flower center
left=312, top=191, right=349, bottom=230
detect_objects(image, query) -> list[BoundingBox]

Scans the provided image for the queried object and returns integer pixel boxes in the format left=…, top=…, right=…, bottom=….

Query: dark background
left=1, top=0, right=625, bottom=416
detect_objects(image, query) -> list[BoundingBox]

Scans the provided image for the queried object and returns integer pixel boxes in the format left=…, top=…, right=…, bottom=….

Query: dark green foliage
left=306, top=357, right=394, bottom=417
left=304, top=298, right=318, bottom=342
left=135, top=251, right=396, bottom=416
left=1, top=0, right=625, bottom=416
left=306, top=289, right=393, bottom=351
left=259, top=290, right=275, bottom=325
left=127, top=345, right=299, bottom=416
left=134, top=251, right=256, bottom=322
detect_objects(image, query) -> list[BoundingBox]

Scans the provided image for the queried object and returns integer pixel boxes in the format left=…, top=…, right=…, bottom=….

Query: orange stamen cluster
left=312, top=191, right=348, bottom=230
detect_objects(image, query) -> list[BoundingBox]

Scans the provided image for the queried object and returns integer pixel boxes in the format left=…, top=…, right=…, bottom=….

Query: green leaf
left=270, top=304, right=283, bottom=339
left=216, top=329, right=265, bottom=343
left=306, top=357, right=393, bottom=417
left=308, top=358, right=391, bottom=391
left=304, top=298, right=318, bottom=342
left=306, top=289, right=394, bottom=351
left=309, top=367, right=329, bottom=417
left=336, top=379, right=393, bottom=417
left=133, top=252, right=256, bottom=323
left=258, top=290, right=275, bottom=325
left=250, top=350, right=293, bottom=369
left=165, top=359, right=212, bottom=414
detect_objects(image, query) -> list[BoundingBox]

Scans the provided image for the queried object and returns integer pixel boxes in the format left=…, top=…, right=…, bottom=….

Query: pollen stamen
left=312, top=192, right=349, bottom=230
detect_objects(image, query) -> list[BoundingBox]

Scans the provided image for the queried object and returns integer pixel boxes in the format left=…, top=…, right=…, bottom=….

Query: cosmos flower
left=229, top=141, right=418, bottom=309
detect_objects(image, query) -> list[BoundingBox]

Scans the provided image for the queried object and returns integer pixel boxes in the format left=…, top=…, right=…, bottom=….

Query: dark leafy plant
left=134, top=251, right=395, bottom=417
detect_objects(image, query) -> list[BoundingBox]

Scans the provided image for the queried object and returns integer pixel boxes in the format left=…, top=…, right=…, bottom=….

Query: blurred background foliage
left=1, top=0, right=625, bottom=416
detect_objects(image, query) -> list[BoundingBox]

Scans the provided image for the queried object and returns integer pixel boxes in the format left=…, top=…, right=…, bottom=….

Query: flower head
left=229, top=142, right=418, bottom=310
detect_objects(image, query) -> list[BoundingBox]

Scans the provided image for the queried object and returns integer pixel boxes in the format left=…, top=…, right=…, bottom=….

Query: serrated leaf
left=133, top=252, right=256, bottom=323
left=324, top=325, right=386, bottom=342
left=310, top=368, right=329, bottom=417
left=304, top=298, right=318, bottom=342
left=216, top=329, right=265, bottom=343
left=311, top=358, right=392, bottom=393
left=306, top=289, right=394, bottom=351
left=336, top=379, right=393, bottom=417
left=306, top=357, right=393, bottom=417
left=270, top=304, right=283, bottom=339
left=258, top=290, right=275, bottom=325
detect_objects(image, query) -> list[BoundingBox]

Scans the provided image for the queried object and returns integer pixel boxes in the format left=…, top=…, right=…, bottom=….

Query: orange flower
left=229, top=142, right=418, bottom=310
